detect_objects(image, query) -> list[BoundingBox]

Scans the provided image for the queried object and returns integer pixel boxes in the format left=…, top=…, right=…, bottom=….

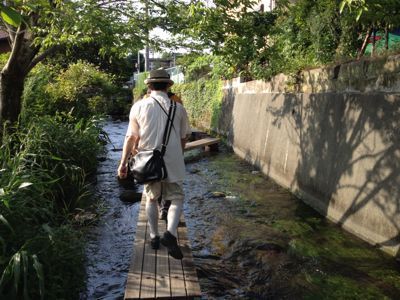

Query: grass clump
left=0, top=115, right=103, bottom=299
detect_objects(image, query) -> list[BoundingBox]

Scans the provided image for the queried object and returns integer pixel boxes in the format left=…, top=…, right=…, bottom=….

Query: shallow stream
left=82, top=120, right=400, bottom=299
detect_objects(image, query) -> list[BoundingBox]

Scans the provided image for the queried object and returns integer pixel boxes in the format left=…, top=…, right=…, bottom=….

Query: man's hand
left=118, top=163, right=128, bottom=179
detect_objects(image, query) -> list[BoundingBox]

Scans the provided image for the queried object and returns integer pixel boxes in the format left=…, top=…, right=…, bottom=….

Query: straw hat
left=144, top=69, right=174, bottom=85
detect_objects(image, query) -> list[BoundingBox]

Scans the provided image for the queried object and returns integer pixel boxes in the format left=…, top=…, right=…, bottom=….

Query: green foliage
left=22, top=62, right=126, bottom=119
left=0, top=53, right=9, bottom=70
left=172, top=78, right=223, bottom=130
left=0, top=115, right=103, bottom=299
left=177, top=54, right=233, bottom=81
left=181, top=1, right=276, bottom=80
left=48, top=43, right=138, bottom=83
left=180, top=0, right=400, bottom=81
left=133, top=71, right=149, bottom=101
left=0, top=4, right=22, bottom=27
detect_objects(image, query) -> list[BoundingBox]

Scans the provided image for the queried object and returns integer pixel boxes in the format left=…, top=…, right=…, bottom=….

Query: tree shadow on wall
left=267, top=92, right=400, bottom=256
left=215, top=86, right=236, bottom=141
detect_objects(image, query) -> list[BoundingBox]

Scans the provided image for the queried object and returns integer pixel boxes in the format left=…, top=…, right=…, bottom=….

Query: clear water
left=81, top=120, right=400, bottom=299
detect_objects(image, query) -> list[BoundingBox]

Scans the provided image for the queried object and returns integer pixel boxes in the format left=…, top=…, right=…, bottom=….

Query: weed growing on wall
left=173, top=78, right=223, bottom=131
left=132, top=72, right=149, bottom=101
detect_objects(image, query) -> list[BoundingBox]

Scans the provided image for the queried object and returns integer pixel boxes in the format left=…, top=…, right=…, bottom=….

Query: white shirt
left=127, top=91, right=191, bottom=183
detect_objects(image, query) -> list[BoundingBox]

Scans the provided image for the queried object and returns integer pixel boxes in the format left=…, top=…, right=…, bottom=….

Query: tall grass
left=0, top=115, right=103, bottom=299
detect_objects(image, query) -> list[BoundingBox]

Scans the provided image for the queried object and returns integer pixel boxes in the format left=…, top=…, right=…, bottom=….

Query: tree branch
left=25, top=45, right=61, bottom=73
left=4, top=22, right=26, bottom=72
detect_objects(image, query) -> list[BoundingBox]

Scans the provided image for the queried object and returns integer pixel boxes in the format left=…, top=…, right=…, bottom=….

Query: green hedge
left=172, top=78, right=223, bottom=130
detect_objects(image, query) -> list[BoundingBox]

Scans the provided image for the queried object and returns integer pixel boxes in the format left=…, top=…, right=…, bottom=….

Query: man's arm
left=179, top=106, right=191, bottom=153
left=181, top=137, right=187, bottom=152
left=118, top=113, right=140, bottom=179
left=118, top=134, right=139, bottom=179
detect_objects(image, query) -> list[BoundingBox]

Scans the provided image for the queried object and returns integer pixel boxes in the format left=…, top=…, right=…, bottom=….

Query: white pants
left=144, top=182, right=184, bottom=239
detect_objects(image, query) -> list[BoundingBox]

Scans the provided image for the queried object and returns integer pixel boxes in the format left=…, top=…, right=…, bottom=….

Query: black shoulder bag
left=130, top=99, right=177, bottom=184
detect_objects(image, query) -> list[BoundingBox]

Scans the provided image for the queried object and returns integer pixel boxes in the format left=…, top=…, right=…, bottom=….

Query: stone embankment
left=213, top=54, right=400, bottom=256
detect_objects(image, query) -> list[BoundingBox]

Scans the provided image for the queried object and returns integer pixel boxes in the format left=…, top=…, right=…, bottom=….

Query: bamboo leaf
left=0, top=188, right=4, bottom=196
left=21, top=251, right=29, bottom=300
left=0, top=258, right=13, bottom=293
left=18, top=182, right=33, bottom=189
left=339, top=1, right=347, bottom=13
left=32, top=255, right=44, bottom=300
left=50, top=155, right=64, bottom=161
left=13, top=252, right=21, bottom=293
left=0, top=214, right=14, bottom=234
left=0, top=6, right=22, bottom=27
left=356, top=8, right=363, bottom=21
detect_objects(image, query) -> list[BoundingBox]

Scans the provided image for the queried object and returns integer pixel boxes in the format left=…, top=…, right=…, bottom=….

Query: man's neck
left=150, top=90, right=168, bottom=97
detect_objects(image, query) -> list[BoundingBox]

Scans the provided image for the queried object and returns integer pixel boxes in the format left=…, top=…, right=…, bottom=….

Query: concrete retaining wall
left=216, top=55, right=400, bottom=256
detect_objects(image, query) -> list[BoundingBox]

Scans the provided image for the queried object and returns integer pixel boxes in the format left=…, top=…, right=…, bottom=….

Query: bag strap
left=151, top=96, right=176, bottom=131
left=153, top=97, right=177, bottom=156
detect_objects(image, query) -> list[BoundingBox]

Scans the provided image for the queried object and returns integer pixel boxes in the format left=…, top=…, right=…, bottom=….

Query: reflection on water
left=81, top=120, right=140, bottom=300
left=82, top=120, right=400, bottom=299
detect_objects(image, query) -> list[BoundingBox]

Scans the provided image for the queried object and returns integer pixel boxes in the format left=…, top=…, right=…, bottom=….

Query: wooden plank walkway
left=124, top=196, right=202, bottom=299
left=184, top=137, right=220, bottom=152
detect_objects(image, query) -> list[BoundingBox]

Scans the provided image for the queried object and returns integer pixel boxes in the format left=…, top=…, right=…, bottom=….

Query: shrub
left=22, top=61, right=123, bottom=119
left=21, top=64, right=60, bottom=121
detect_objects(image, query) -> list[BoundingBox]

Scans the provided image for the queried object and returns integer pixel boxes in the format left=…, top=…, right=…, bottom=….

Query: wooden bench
left=184, top=137, right=220, bottom=152
left=124, top=196, right=201, bottom=299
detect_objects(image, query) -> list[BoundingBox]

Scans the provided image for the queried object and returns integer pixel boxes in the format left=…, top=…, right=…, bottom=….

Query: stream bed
left=82, top=120, right=400, bottom=299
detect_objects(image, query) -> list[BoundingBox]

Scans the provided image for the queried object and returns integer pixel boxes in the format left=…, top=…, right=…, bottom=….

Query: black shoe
left=160, top=231, right=183, bottom=260
left=150, top=236, right=160, bottom=250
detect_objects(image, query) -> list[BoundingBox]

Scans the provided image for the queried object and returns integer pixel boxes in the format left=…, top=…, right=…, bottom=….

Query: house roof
left=0, top=30, right=9, bottom=40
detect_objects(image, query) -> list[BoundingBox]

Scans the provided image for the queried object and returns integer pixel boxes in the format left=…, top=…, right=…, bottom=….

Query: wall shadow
left=267, top=92, right=400, bottom=256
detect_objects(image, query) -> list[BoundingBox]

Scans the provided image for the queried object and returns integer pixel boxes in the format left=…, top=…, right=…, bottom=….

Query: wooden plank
left=140, top=245, right=157, bottom=299
left=156, top=219, right=171, bottom=299
left=138, top=195, right=156, bottom=299
left=184, top=137, right=220, bottom=152
left=124, top=218, right=147, bottom=299
left=125, top=195, right=201, bottom=299
left=169, top=246, right=186, bottom=298
left=168, top=217, right=186, bottom=298
left=178, top=225, right=202, bottom=298
left=125, top=195, right=149, bottom=300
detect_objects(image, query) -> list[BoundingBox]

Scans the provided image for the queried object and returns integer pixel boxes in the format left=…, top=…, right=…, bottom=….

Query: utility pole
left=145, top=46, right=150, bottom=71
left=137, top=51, right=141, bottom=74
left=144, top=0, right=150, bottom=71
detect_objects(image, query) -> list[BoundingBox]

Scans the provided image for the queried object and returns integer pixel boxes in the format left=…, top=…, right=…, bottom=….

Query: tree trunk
left=0, top=69, right=26, bottom=126
left=358, top=27, right=372, bottom=59
left=385, top=25, right=389, bottom=50
left=371, top=28, right=376, bottom=56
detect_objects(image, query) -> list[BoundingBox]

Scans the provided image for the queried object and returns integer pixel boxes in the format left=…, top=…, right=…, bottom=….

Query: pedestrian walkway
left=124, top=195, right=201, bottom=299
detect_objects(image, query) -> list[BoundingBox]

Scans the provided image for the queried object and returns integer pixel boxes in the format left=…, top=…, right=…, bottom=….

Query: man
left=118, top=69, right=191, bottom=260
left=142, top=89, right=183, bottom=221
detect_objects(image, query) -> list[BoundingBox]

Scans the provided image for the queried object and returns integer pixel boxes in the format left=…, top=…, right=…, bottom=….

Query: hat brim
left=144, top=78, right=174, bottom=85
